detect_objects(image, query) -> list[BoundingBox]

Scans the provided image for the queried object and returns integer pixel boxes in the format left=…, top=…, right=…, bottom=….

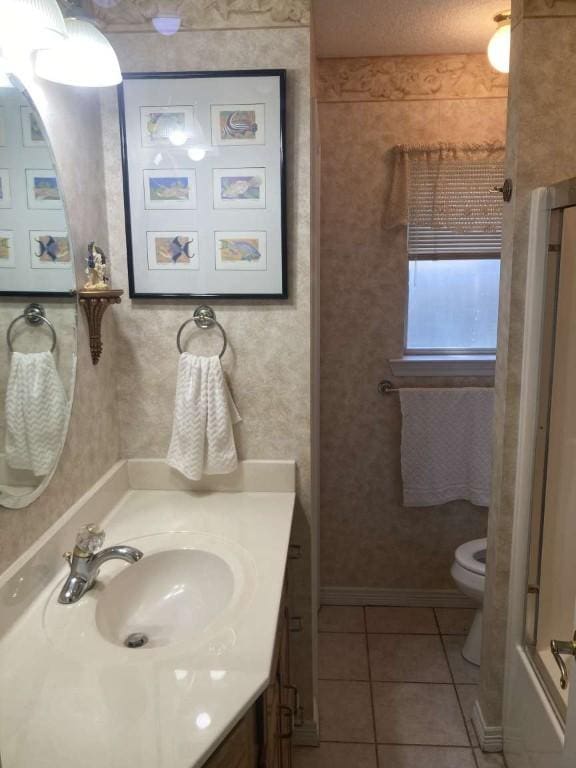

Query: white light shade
left=152, top=16, right=182, bottom=36
left=0, top=0, right=66, bottom=51
left=35, top=18, right=122, bottom=87
left=487, top=21, right=511, bottom=74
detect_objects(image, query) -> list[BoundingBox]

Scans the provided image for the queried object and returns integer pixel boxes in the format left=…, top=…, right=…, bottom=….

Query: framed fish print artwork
left=29, top=231, right=71, bottom=268
left=118, top=70, right=287, bottom=298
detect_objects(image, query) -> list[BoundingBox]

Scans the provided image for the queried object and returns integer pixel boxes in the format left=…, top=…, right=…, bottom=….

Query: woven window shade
left=408, top=156, right=504, bottom=257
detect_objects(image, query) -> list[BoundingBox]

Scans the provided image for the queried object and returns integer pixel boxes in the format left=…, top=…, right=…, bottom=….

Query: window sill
left=389, top=355, right=496, bottom=377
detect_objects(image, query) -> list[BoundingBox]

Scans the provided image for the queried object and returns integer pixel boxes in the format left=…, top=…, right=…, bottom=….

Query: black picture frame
left=118, top=69, right=288, bottom=300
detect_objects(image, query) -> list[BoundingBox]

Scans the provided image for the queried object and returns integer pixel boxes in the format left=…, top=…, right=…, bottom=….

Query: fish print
left=221, top=239, right=261, bottom=262
left=223, top=110, right=258, bottom=140
left=169, top=236, right=193, bottom=263
left=36, top=236, right=59, bottom=262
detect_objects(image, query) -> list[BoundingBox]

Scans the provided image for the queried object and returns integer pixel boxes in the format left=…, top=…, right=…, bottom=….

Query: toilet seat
left=454, top=538, right=487, bottom=576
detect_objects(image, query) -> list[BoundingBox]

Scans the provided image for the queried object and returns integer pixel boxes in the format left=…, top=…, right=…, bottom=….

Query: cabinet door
left=204, top=707, right=258, bottom=768
left=278, top=604, right=293, bottom=768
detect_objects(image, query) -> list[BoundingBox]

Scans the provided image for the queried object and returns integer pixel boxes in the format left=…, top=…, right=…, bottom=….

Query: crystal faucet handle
left=76, top=524, right=105, bottom=554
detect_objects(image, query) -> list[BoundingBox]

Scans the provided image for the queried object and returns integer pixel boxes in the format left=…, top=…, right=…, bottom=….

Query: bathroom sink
left=95, top=549, right=235, bottom=648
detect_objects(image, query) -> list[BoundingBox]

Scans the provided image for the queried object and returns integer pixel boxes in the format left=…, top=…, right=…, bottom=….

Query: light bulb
left=487, top=13, right=511, bottom=74
left=35, top=18, right=122, bottom=87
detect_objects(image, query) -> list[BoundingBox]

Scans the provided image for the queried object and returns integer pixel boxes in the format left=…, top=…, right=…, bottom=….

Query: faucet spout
left=58, top=525, right=143, bottom=605
left=92, top=545, right=143, bottom=569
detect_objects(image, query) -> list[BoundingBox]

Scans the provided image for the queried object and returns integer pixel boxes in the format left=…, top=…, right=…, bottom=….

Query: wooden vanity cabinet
left=203, top=583, right=294, bottom=768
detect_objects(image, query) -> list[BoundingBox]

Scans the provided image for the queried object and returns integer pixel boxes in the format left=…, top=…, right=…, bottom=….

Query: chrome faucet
left=58, top=523, right=143, bottom=605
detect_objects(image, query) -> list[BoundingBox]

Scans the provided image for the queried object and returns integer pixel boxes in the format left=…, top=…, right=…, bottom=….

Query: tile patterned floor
left=294, top=606, right=507, bottom=768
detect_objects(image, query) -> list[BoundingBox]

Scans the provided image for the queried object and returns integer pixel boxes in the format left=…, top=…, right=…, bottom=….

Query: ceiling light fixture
left=487, top=10, right=511, bottom=74
left=35, top=17, right=122, bottom=87
left=0, top=0, right=66, bottom=52
left=152, top=15, right=182, bottom=36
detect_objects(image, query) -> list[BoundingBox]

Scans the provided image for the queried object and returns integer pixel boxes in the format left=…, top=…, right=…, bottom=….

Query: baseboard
left=293, top=697, right=320, bottom=747
left=320, top=586, right=475, bottom=609
left=472, top=699, right=504, bottom=753
left=293, top=720, right=320, bottom=746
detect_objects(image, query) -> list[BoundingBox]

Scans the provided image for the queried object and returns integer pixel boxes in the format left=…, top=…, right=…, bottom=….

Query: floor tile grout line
left=318, top=738, right=477, bottom=748
left=363, top=606, right=380, bottom=768
left=434, top=608, right=480, bottom=768
left=319, top=677, right=455, bottom=684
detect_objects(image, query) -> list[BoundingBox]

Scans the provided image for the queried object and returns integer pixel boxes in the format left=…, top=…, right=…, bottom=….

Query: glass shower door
left=524, top=203, right=576, bottom=721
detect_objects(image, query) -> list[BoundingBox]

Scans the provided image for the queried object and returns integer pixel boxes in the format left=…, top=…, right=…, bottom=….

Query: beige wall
left=481, top=0, right=576, bottom=728
left=100, top=25, right=316, bottom=723
left=0, top=77, right=120, bottom=573
left=317, top=54, right=507, bottom=590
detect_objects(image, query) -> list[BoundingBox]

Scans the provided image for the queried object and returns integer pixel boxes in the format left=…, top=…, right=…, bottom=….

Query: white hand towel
left=399, top=387, right=494, bottom=508
left=166, top=354, right=241, bottom=481
left=5, top=351, right=68, bottom=477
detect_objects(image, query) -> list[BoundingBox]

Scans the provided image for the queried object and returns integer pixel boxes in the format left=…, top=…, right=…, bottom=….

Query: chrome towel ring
left=6, top=303, right=57, bottom=354
left=176, top=305, right=227, bottom=359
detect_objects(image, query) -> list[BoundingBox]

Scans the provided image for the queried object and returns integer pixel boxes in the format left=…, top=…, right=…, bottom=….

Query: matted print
left=29, top=231, right=71, bottom=268
left=146, top=231, right=199, bottom=270
left=213, top=168, right=266, bottom=209
left=140, top=106, right=196, bottom=147
left=0, top=169, right=12, bottom=208
left=21, top=106, right=47, bottom=147
left=0, top=230, right=14, bottom=267
left=0, top=107, right=6, bottom=147
left=26, top=169, right=61, bottom=209
left=143, top=169, right=197, bottom=209
left=210, top=103, right=265, bottom=146
left=215, top=231, right=267, bottom=271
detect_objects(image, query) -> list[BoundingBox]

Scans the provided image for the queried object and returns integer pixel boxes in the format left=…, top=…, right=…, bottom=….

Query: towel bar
left=6, top=303, right=57, bottom=353
left=378, top=379, right=494, bottom=395
left=176, top=305, right=227, bottom=359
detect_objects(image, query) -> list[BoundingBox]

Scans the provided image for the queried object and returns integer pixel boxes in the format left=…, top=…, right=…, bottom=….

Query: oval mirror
left=0, top=77, right=76, bottom=509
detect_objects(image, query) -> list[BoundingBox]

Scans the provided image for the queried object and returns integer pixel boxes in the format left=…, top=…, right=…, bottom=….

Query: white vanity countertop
left=0, top=486, right=295, bottom=768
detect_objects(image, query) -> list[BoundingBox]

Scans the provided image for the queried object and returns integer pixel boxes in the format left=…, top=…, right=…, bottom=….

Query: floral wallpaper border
left=90, top=0, right=310, bottom=30
left=318, top=54, right=508, bottom=102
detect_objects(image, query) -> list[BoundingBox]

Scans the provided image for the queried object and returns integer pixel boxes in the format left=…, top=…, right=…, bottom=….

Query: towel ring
left=176, top=306, right=227, bottom=359
left=6, top=303, right=57, bottom=354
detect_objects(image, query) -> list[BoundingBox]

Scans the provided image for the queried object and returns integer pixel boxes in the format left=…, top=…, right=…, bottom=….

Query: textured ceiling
left=313, top=0, right=509, bottom=58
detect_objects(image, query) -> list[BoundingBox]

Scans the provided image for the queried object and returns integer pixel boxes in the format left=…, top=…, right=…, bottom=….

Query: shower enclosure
left=504, top=180, right=576, bottom=767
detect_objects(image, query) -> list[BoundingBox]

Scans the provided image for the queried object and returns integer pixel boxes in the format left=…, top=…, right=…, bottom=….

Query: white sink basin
left=95, top=549, right=235, bottom=648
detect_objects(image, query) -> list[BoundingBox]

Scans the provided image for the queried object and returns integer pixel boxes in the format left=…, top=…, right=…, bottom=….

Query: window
left=405, top=157, right=503, bottom=355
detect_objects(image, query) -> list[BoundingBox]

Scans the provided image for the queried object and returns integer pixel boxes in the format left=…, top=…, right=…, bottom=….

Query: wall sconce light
left=152, top=16, right=182, bottom=36
left=35, top=17, right=122, bottom=87
left=0, top=0, right=66, bottom=53
left=487, top=10, right=511, bottom=74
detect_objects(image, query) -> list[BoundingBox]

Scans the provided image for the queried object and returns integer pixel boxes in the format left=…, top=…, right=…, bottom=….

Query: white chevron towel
left=166, top=354, right=241, bottom=481
left=5, top=351, right=68, bottom=477
left=399, top=387, right=494, bottom=508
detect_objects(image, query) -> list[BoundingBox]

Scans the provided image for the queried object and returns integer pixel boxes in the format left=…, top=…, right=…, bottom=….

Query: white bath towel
left=5, top=351, right=68, bottom=477
left=166, top=354, right=241, bottom=481
left=399, top=387, right=494, bottom=508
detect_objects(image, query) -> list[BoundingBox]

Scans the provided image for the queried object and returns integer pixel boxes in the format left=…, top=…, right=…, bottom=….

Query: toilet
left=450, top=537, right=487, bottom=666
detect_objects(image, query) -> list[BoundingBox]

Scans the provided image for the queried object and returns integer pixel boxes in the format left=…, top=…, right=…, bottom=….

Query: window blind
left=408, top=159, right=504, bottom=258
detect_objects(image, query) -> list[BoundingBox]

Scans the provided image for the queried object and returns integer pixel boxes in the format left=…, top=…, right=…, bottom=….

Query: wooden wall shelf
left=78, top=289, right=123, bottom=365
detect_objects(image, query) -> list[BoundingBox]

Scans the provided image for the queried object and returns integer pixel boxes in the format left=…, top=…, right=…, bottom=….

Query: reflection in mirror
left=0, top=78, right=76, bottom=509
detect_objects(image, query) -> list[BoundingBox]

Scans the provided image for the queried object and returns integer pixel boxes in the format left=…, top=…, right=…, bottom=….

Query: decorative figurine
left=84, top=242, right=109, bottom=291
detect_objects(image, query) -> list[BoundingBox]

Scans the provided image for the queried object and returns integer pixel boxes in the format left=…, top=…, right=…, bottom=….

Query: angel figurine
left=84, top=242, right=109, bottom=290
